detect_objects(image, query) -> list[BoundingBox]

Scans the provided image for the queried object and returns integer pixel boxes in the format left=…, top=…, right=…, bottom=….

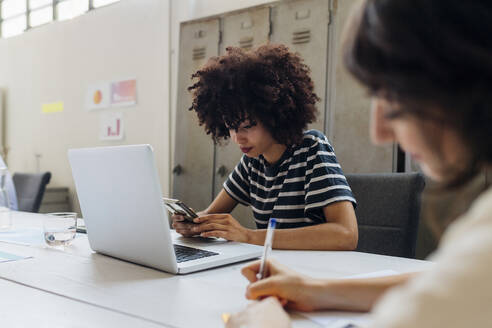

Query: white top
left=369, top=187, right=492, bottom=327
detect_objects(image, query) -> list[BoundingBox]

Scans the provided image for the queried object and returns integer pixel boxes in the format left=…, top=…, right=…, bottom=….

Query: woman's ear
left=370, top=98, right=395, bottom=145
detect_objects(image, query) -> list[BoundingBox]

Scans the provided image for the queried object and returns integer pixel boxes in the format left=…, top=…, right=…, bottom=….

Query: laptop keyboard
left=173, top=244, right=219, bottom=263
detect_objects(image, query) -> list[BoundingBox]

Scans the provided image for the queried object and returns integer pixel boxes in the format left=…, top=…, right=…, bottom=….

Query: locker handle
left=216, top=165, right=228, bottom=177
left=194, top=30, right=206, bottom=39
left=173, top=165, right=183, bottom=176
left=241, top=20, right=253, bottom=29
left=295, top=9, right=311, bottom=20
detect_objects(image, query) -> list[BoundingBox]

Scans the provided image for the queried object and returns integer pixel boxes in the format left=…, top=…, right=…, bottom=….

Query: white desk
left=0, top=279, right=164, bottom=328
left=0, top=212, right=432, bottom=327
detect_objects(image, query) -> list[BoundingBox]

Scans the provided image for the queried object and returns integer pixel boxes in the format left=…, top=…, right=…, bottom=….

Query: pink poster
left=111, top=79, right=137, bottom=107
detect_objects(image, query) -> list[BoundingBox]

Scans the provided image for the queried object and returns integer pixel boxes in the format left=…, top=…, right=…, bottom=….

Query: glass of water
left=43, top=212, right=77, bottom=247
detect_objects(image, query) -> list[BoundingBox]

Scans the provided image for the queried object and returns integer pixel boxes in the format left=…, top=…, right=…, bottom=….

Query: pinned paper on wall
left=42, top=102, right=64, bottom=113
left=100, top=112, right=124, bottom=141
left=86, top=82, right=110, bottom=110
left=111, top=79, right=137, bottom=107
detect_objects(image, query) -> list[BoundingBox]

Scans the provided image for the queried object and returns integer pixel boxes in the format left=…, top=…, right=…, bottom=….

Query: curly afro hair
left=188, top=44, right=319, bottom=145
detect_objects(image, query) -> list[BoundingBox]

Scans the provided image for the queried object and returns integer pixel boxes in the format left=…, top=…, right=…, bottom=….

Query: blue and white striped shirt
left=224, top=130, right=356, bottom=229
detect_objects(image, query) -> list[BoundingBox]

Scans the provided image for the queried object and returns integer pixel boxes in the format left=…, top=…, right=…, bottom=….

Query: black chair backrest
left=13, top=172, right=51, bottom=213
left=346, top=173, right=425, bottom=258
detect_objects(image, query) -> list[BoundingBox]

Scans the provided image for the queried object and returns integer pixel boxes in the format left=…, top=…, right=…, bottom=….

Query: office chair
left=12, top=172, right=51, bottom=213
left=346, top=173, right=425, bottom=258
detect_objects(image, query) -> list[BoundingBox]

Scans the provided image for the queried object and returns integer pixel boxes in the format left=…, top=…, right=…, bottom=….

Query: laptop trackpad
left=172, top=230, right=229, bottom=247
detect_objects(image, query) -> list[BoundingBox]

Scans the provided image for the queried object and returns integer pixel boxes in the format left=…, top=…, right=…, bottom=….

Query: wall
left=0, top=0, right=171, bottom=213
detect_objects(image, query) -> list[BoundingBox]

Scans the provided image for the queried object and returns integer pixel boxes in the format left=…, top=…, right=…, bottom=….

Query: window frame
left=0, top=0, right=120, bottom=38
left=55, top=0, right=90, bottom=21
left=1, top=0, right=27, bottom=20
left=29, top=3, right=54, bottom=28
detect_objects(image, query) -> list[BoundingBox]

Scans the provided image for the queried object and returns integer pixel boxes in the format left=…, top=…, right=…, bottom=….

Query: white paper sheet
left=99, top=112, right=124, bottom=141
left=0, top=228, right=45, bottom=246
left=0, top=250, right=30, bottom=263
left=346, top=270, right=398, bottom=279
left=86, top=81, right=111, bottom=110
left=300, top=311, right=369, bottom=328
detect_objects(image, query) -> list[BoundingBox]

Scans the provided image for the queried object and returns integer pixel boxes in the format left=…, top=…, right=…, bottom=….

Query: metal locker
left=213, top=7, right=271, bottom=229
left=173, top=19, right=220, bottom=212
left=327, top=0, right=394, bottom=173
left=270, top=0, right=330, bottom=133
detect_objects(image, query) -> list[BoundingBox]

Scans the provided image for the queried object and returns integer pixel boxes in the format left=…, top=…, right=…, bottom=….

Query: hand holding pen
left=253, top=218, right=290, bottom=307
left=227, top=215, right=364, bottom=326
left=222, top=218, right=278, bottom=326
left=257, top=218, right=277, bottom=280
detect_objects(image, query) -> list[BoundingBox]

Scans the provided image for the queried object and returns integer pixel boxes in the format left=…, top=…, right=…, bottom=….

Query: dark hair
left=188, top=44, right=319, bottom=145
left=344, top=0, right=492, bottom=183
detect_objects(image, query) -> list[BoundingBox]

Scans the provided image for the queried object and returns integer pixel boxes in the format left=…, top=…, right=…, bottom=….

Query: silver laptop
left=68, top=144, right=262, bottom=274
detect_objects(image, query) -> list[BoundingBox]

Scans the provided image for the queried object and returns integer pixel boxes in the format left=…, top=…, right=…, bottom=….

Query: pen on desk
left=257, top=218, right=277, bottom=280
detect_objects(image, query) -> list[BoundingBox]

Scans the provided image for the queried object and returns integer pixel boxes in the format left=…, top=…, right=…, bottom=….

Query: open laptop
left=68, top=144, right=262, bottom=274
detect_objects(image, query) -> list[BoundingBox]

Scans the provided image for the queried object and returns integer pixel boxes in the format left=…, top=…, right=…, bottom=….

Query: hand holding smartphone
left=163, top=197, right=198, bottom=223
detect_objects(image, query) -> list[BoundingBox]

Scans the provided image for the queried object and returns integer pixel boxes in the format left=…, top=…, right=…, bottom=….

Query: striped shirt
left=224, top=129, right=356, bottom=229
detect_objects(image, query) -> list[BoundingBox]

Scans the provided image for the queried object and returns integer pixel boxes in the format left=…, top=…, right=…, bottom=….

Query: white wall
left=0, top=0, right=171, bottom=213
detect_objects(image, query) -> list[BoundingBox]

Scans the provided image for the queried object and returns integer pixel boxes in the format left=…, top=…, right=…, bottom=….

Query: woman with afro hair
left=172, top=44, right=358, bottom=250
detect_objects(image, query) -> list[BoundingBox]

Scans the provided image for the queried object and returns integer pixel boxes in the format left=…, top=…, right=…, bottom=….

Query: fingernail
left=193, top=218, right=199, bottom=223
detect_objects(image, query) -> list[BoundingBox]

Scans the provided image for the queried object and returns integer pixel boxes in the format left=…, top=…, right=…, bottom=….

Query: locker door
left=327, top=0, right=394, bottom=173
left=270, top=0, right=330, bottom=133
left=213, top=7, right=271, bottom=228
left=173, top=19, right=220, bottom=212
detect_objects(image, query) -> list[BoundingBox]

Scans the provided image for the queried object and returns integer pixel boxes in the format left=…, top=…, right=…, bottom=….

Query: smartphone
left=162, top=197, right=198, bottom=222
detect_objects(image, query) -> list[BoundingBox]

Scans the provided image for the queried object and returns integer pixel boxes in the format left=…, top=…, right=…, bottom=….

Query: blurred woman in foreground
left=230, top=0, right=492, bottom=327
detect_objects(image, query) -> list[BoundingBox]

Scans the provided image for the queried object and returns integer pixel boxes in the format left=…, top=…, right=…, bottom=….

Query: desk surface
left=0, top=278, right=164, bottom=328
left=0, top=212, right=432, bottom=328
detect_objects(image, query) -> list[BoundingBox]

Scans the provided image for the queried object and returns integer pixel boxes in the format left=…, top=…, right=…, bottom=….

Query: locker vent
left=292, top=28, right=311, bottom=44
left=239, top=36, right=254, bottom=50
left=192, top=47, right=206, bottom=60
